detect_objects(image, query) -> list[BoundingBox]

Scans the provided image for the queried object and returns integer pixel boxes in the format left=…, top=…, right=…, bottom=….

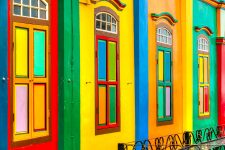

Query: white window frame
left=198, top=37, right=209, bottom=52
left=96, top=12, right=117, bottom=34
left=157, top=27, right=172, bottom=45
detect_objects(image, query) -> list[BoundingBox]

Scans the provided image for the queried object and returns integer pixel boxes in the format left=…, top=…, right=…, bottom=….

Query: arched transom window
left=13, top=0, right=48, bottom=20
left=198, top=37, right=209, bottom=52
left=96, top=12, right=117, bottom=34
left=157, top=27, right=172, bottom=45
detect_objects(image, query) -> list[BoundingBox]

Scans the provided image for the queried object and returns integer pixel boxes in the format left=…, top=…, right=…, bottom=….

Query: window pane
left=107, top=24, right=111, bottom=31
left=98, top=85, right=107, bottom=125
left=15, top=27, right=28, bottom=77
left=22, top=0, right=29, bottom=5
left=112, top=18, right=116, bottom=24
left=40, top=0, right=47, bottom=9
left=199, top=87, right=204, bottom=114
left=40, top=10, right=47, bottom=19
left=158, top=51, right=164, bottom=81
left=107, top=14, right=111, bottom=23
left=14, top=0, right=21, bottom=3
left=98, top=40, right=106, bottom=81
left=102, top=22, right=106, bottom=30
left=34, top=30, right=46, bottom=77
left=166, top=87, right=171, bottom=117
left=112, top=24, right=116, bottom=33
left=31, top=8, right=38, bottom=18
left=96, top=14, right=101, bottom=20
left=199, top=57, right=203, bottom=83
left=14, top=5, right=21, bottom=15
left=158, top=86, right=164, bottom=118
left=164, top=52, right=171, bottom=82
left=34, top=84, right=46, bottom=131
left=108, top=42, right=116, bottom=81
left=204, top=57, right=208, bottom=83
left=22, top=6, right=29, bottom=17
left=204, top=87, right=209, bottom=113
left=102, top=13, right=106, bottom=21
left=109, top=85, right=116, bottom=124
left=31, top=0, right=38, bottom=7
left=96, top=21, right=101, bottom=29
left=15, top=85, right=28, bottom=133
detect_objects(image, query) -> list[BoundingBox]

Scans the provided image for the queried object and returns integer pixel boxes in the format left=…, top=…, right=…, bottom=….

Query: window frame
left=198, top=34, right=210, bottom=118
left=156, top=23, right=173, bottom=124
left=95, top=6, right=120, bottom=135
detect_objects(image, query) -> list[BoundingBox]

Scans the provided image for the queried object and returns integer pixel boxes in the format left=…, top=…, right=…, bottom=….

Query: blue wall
left=0, top=0, right=8, bottom=149
left=134, top=0, right=149, bottom=142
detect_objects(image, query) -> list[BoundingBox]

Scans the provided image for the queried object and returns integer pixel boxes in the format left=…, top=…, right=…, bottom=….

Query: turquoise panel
left=34, top=30, right=45, bottom=77
left=164, top=52, right=171, bottom=82
left=98, top=40, right=106, bottom=81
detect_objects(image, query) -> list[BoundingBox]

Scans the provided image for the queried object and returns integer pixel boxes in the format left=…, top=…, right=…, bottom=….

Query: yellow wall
left=148, top=0, right=184, bottom=138
left=80, top=1, right=135, bottom=150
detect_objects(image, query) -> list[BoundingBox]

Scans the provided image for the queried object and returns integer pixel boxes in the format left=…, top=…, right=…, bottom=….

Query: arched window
left=96, top=12, right=117, bottom=34
left=157, top=27, right=172, bottom=45
left=95, top=7, right=120, bottom=134
left=13, top=0, right=48, bottom=20
left=198, top=35, right=210, bottom=117
left=156, top=25, right=173, bottom=122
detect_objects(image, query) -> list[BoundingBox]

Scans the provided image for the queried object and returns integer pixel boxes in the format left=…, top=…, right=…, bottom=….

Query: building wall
left=80, top=0, right=135, bottom=150
left=0, top=0, right=8, bottom=149
left=221, top=10, right=225, bottom=37
left=148, top=0, right=183, bottom=138
left=58, top=0, right=80, bottom=150
left=193, top=0, right=218, bottom=131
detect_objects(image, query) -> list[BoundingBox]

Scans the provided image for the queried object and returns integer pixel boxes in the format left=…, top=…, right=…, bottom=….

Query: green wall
left=193, top=0, right=218, bottom=131
left=58, top=0, right=80, bottom=149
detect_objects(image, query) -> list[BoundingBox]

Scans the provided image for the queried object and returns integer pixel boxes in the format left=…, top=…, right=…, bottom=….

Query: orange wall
left=148, top=0, right=183, bottom=138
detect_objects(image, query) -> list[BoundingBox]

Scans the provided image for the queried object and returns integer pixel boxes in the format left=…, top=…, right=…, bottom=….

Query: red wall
left=217, top=38, right=225, bottom=126
left=8, top=0, right=58, bottom=149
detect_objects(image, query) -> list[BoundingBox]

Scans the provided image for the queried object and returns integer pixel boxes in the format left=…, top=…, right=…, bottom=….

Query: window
left=157, top=26, right=172, bottom=122
left=198, top=35, right=210, bottom=117
left=13, top=0, right=48, bottom=20
left=95, top=8, right=120, bottom=134
left=157, top=27, right=172, bottom=45
left=96, top=12, right=117, bottom=34
left=13, top=23, right=49, bottom=142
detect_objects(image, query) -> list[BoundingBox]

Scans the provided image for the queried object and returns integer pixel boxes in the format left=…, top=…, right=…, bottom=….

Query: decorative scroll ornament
left=195, top=26, right=213, bottom=36
left=151, top=12, right=178, bottom=26
left=91, top=0, right=126, bottom=10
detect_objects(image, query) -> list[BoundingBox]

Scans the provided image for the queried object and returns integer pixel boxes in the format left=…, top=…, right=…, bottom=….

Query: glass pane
left=98, top=85, right=107, bottom=125
left=158, top=51, right=164, bottom=81
left=108, top=42, right=116, bottom=81
left=15, top=27, right=28, bottom=77
left=31, top=0, right=38, bottom=7
left=109, top=85, right=116, bottom=124
left=199, top=87, right=204, bottom=114
left=34, top=84, right=46, bottom=131
left=96, top=14, right=101, bottom=20
left=107, top=24, right=111, bottom=31
left=98, top=40, right=106, bottom=81
left=34, top=30, right=46, bottom=77
left=112, top=18, right=116, bottom=24
left=14, top=5, right=21, bottom=15
left=14, top=0, right=21, bottom=3
left=102, top=13, right=106, bottom=21
left=31, top=8, right=38, bottom=18
left=199, top=57, right=203, bottom=83
left=204, top=87, right=209, bottom=113
left=166, top=87, right=171, bottom=117
left=164, top=52, right=171, bottom=82
left=15, top=85, right=28, bottom=133
left=107, top=14, right=111, bottom=23
left=96, top=21, right=101, bottom=29
left=112, top=24, right=116, bottom=33
left=204, top=57, right=208, bottom=83
left=40, top=10, right=46, bottom=19
left=22, top=0, right=29, bottom=5
left=40, top=0, right=47, bottom=9
left=22, top=6, right=29, bottom=17
left=102, top=22, right=106, bottom=30
left=158, top=86, right=164, bottom=118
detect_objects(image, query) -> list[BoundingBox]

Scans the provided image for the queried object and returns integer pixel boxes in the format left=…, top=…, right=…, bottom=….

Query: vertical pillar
left=217, top=37, right=225, bottom=126
left=134, top=0, right=149, bottom=141
left=0, top=0, right=8, bottom=149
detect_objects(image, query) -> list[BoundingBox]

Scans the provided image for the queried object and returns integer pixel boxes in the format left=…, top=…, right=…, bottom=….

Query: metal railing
left=118, top=125, right=225, bottom=150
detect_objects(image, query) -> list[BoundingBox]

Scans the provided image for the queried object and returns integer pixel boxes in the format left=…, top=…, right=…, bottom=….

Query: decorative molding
left=91, top=0, right=126, bottom=10
left=151, top=12, right=178, bottom=26
left=195, top=26, right=214, bottom=36
left=202, top=0, right=225, bottom=9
